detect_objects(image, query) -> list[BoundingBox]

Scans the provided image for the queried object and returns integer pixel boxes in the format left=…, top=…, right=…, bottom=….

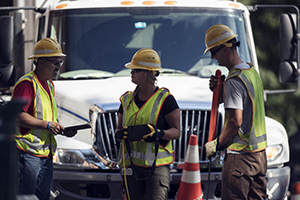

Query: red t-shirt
left=12, top=73, right=51, bottom=135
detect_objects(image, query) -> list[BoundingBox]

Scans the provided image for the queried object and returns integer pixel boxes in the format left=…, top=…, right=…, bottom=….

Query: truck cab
left=0, top=0, right=298, bottom=199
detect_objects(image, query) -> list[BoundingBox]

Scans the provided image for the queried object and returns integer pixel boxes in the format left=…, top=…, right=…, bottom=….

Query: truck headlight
left=266, top=144, right=283, bottom=162
left=53, top=148, right=108, bottom=169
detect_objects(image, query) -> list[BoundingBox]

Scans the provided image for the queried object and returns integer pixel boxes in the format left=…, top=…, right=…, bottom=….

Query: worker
left=115, top=48, right=181, bottom=200
left=12, top=38, right=77, bottom=200
left=204, top=24, right=268, bottom=200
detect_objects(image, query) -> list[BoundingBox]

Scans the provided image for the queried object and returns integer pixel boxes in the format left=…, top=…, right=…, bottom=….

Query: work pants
left=222, top=150, right=267, bottom=200
left=18, top=149, right=53, bottom=200
left=122, top=165, right=170, bottom=200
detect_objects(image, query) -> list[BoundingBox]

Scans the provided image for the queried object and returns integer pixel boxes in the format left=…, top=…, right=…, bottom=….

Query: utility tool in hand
left=115, top=124, right=164, bottom=142
left=206, top=69, right=223, bottom=200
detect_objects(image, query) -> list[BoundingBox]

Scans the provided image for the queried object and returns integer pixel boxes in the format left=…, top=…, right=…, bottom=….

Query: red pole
left=208, top=70, right=223, bottom=142
left=206, top=70, right=224, bottom=200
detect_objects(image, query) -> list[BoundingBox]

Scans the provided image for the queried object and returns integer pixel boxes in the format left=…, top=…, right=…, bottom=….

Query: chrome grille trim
left=92, top=109, right=222, bottom=168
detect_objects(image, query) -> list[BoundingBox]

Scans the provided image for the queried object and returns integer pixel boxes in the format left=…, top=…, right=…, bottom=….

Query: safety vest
left=119, top=88, right=174, bottom=167
left=12, top=71, right=58, bottom=157
left=225, top=64, right=267, bottom=152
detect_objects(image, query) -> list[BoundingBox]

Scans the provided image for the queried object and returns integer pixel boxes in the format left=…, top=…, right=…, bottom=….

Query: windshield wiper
left=160, top=70, right=199, bottom=76
left=58, top=76, right=112, bottom=80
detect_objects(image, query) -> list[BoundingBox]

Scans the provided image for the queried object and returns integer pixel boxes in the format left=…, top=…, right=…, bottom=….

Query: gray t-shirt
left=224, top=62, right=252, bottom=154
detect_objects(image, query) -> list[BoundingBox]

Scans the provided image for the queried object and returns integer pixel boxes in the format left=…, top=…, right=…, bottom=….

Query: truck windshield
left=48, top=7, right=250, bottom=79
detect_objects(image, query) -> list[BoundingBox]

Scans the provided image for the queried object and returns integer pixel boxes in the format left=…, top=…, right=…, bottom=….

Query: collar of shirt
left=230, top=62, right=250, bottom=72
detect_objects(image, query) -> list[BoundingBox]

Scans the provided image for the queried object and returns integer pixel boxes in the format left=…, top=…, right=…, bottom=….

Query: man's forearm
left=218, top=120, right=240, bottom=149
left=17, top=112, right=48, bottom=130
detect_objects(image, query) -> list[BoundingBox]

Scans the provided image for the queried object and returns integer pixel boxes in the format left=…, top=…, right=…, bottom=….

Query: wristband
left=47, top=121, right=51, bottom=131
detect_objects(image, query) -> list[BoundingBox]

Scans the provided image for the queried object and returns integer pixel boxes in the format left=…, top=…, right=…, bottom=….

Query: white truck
left=0, top=0, right=299, bottom=199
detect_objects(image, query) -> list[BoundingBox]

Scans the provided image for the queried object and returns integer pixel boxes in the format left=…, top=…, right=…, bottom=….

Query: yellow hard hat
left=204, top=24, right=238, bottom=54
left=125, top=48, right=162, bottom=71
left=28, top=38, right=66, bottom=59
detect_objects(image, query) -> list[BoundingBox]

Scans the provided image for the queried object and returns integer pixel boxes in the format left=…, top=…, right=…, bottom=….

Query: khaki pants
left=122, top=165, right=170, bottom=200
left=222, top=150, right=267, bottom=200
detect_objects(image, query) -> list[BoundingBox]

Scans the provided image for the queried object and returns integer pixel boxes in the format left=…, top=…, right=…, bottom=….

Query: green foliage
left=239, top=0, right=300, bottom=137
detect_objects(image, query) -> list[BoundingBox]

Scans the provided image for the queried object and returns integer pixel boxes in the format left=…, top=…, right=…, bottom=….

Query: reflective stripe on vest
left=119, top=88, right=174, bottom=167
left=226, top=65, right=267, bottom=152
left=13, top=71, right=58, bottom=156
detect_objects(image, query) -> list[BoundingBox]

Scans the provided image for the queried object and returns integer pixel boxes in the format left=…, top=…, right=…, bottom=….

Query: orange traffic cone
left=123, top=192, right=128, bottom=200
left=176, top=134, right=202, bottom=200
left=292, top=182, right=300, bottom=200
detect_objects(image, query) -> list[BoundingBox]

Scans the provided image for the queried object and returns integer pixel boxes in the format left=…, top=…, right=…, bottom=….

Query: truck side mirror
left=279, top=61, right=297, bottom=83
left=0, top=16, right=15, bottom=89
left=280, top=13, right=297, bottom=61
left=279, top=13, right=298, bottom=84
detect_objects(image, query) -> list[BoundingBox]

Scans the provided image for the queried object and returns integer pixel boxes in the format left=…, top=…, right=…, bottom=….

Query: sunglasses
left=43, top=58, right=64, bottom=67
left=210, top=46, right=225, bottom=56
left=131, top=69, right=147, bottom=73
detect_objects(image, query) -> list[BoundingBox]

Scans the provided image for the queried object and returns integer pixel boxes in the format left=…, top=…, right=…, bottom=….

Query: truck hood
left=54, top=75, right=213, bottom=112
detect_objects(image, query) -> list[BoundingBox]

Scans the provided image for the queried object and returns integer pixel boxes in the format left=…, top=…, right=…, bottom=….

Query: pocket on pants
left=232, top=169, right=243, bottom=182
left=159, top=178, right=170, bottom=192
left=231, top=169, right=244, bottom=192
left=157, top=179, right=170, bottom=200
left=231, top=169, right=250, bottom=198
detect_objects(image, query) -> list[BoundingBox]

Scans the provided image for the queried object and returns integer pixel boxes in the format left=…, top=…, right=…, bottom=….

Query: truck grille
left=91, top=109, right=222, bottom=168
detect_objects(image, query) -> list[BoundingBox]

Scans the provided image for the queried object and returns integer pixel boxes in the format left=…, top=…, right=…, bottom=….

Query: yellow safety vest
left=12, top=71, right=58, bottom=157
left=225, top=64, right=267, bottom=152
left=119, top=88, right=174, bottom=167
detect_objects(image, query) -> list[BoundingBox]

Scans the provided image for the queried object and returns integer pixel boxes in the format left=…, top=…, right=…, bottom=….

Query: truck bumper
left=51, top=166, right=290, bottom=200
left=265, top=166, right=290, bottom=200
left=51, top=169, right=222, bottom=200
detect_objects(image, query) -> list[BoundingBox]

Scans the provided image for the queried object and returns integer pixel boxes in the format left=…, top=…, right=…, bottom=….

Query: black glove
left=115, top=128, right=126, bottom=140
left=209, top=74, right=225, bottom=92
left=115, top=124, right=164, bottom=142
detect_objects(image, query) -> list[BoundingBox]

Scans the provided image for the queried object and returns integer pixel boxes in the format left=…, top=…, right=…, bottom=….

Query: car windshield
left=48, top=7, right=250, bottom=80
